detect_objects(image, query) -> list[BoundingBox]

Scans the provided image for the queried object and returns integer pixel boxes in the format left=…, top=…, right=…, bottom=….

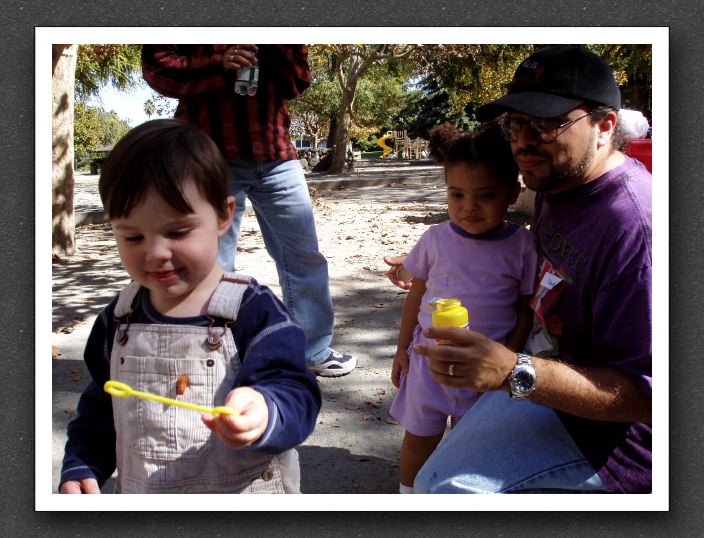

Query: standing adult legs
left=217, top=187, right=247, bottom=272
left=219, top=160, right=355, bottom=375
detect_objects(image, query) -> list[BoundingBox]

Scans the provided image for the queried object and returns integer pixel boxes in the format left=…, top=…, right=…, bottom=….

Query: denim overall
left=109, top=272, right=299, bottom=493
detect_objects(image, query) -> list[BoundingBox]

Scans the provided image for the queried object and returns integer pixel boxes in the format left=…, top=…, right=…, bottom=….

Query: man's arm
left=414, top=326, right=651, bottom=425
left=256, top=45, right=311, bottom=99
left=529, top=356, right=651, bottom=424
left=142, top=45, right=230, bottom=98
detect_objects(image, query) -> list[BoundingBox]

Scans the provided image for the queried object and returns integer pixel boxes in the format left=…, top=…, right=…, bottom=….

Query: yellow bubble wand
left=104, top=380, right=237, bottom=416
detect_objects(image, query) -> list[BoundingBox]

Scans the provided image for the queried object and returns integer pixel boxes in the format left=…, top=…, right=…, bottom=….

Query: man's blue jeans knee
left=218, top=159, right=334, bottom=364
left=414, top=391, right=609, bottom=494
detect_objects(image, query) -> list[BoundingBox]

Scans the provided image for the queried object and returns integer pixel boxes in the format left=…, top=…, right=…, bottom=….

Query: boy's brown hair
left=99, top=119, right=230, bottom=220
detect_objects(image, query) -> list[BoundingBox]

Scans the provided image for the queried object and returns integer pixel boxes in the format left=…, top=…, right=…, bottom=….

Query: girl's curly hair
left=428, top=122, right=519, bottom=186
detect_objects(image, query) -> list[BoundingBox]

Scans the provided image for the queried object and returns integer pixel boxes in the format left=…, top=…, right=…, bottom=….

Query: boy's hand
left=391, top=349, right=410, bottom=388
left=59, top=477, right=101, bottom=494
left=202, top=387, right=269, bottom=449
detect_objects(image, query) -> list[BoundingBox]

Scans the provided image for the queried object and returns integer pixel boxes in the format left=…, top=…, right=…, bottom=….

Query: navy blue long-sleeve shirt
left=60, top=279, right=321, bottom=488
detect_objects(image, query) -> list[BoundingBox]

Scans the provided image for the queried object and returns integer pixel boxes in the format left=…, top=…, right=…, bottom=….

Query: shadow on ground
left=299, top=445, right=397, bottom=494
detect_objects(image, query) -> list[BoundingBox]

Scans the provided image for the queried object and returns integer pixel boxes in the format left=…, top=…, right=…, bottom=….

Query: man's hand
left=413, top=327, right=515, bottom=393
left=223, top=44, right=258, bottom=71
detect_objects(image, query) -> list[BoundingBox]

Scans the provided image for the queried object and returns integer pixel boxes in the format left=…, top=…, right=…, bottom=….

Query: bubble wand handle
left=104, top=380, right=236, bottom=416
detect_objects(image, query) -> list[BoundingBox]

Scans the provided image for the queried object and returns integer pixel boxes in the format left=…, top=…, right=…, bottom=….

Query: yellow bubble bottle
left=431, top=298, right=469, bottom=345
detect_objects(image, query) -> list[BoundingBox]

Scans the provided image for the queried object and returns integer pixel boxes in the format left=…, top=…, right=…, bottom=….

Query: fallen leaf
left=372, top=303, right=385, bottom=309
left=52, top=346, right=61, bottom=359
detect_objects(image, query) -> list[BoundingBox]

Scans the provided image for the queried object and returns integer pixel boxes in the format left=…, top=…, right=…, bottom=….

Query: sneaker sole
left=309, top=360, right=357, bottom=378
left=313, top=366, right=355, bottom=378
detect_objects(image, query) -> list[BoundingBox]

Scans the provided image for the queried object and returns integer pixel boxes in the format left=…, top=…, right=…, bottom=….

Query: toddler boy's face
left=446, top=163, right=518, bottom=236
left=111, top=179, right=233, bottom=316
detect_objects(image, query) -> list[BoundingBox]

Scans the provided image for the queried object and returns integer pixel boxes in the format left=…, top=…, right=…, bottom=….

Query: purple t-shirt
left=526, top=156, right=652, bottom=493
left=404, top=220, right=538, bottom=343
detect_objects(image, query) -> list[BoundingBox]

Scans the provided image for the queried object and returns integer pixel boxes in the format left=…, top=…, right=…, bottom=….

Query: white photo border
left=37, top=26, right=668, bottom=511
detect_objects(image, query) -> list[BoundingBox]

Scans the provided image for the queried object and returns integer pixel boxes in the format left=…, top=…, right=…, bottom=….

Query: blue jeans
left=217, top=159, right=334, bottom=365
left=414, top=391, right=609, bottom=493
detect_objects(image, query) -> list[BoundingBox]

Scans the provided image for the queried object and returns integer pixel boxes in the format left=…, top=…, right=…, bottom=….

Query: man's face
left=507, top=106, right=599, bottom=193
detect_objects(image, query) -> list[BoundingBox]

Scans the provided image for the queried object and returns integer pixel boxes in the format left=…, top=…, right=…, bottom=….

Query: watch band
left=516, top=353, right=531, bottom=367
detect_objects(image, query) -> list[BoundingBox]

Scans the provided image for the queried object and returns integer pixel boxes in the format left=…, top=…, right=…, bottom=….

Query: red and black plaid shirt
left=142, top=44, right=311, bottom=161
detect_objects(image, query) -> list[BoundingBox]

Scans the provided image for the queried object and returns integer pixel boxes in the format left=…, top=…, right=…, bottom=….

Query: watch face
left=512, top=366, right=536, bottom=394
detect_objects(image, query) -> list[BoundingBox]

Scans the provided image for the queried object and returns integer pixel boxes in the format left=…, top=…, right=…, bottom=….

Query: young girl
left=390, top=122, right=538, bottom=493
left=59, top=120, right=321, bottom=494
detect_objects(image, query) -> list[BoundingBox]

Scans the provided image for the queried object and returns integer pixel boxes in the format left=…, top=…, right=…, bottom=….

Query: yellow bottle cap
left=431, top=298, right=469, bottom=328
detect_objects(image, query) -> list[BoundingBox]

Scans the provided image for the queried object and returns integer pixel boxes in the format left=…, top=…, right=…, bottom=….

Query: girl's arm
left=392, top=275, right=426, bottom=387
left=503, top=294, right=533, bottom=352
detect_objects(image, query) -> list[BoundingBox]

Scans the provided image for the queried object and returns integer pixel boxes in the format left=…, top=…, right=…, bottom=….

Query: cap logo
left=514, top=60, right=544, bottom=85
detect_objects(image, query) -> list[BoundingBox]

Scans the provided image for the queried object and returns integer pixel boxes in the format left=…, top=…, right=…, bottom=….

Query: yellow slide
left=377, top=133, right=394, bottom=158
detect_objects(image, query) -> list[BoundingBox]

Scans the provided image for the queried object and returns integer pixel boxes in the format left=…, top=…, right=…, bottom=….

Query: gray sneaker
left=309, top=349, right=357, bottom=377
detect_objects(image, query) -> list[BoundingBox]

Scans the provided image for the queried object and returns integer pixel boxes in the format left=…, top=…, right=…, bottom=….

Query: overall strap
left=207, top=272, right=253, bottom=322
left=114, top=281, right=142, bottom=318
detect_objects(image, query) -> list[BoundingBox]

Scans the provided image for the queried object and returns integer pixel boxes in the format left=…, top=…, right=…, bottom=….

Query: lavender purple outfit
left=390, top=220, right=538, bottom=436
left=415, top=157, right=652, bottom=493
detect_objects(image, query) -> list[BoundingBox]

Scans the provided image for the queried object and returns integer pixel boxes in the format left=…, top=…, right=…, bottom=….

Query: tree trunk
left=52, top=44, right=78, bottom=257
left=329, top=89, right=355, bottom=174
left=326, top=114, right=337, bottom=148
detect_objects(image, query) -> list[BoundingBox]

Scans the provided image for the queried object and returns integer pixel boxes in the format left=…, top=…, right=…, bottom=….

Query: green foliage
left=349, top=64, right=409, bottom=137
left=73, top=102, right=102, bottom=168
left=412, top=44, right=535, bottom=113
left=352, top=134, right=379, bottom=152
left=96, top=109, right=131, bottom=146
left=72, top=44, right=143, bottom=168
left=73, top=103, right=130, bottom=169
left=151, top=92, right=177, bottom=118
left=393, top=75, right=479, bottom=139
left=75, top=44, right=142, bottom=100
left=144, top=98, right=156, bottom=119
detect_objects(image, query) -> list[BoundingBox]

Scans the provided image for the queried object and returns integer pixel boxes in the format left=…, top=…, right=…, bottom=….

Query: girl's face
left=446, top=163, right=519, bottom=235
left=111, top=180, right=234, bottom=317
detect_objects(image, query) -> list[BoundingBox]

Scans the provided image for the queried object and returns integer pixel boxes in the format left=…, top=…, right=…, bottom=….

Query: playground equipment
left=377, top=132, right=394, bottom=158
left=374, top=130, right=429, bottom=160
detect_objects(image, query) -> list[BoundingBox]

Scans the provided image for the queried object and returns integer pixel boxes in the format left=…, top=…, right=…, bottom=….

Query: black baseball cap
left=476, top=45, right=621, bottom=121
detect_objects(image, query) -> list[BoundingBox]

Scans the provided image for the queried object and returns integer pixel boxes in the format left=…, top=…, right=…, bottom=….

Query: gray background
left=2, top=0, right=700, bottom=535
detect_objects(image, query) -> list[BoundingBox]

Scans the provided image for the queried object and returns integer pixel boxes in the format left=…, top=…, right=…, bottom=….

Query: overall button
left=261, top=468, right=274, bottom=481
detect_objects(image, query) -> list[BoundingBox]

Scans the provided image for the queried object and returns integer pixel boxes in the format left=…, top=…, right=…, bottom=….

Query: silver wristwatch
left=508, top=353, right=537, bottom=400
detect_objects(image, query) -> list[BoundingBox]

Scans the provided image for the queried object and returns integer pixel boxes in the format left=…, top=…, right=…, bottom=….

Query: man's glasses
left=499, top=111, right=595, bottom=143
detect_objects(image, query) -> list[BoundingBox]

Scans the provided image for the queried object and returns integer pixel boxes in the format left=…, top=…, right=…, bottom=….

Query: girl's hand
left=223, top=44, right=258, bottom=71
left=59, top=477, right=101, bottom=494
left=384, top=255, right=413, bottom=290
left=391, top=349, right=410, bottom=388
left=202, top=387, right=268, bottom=449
